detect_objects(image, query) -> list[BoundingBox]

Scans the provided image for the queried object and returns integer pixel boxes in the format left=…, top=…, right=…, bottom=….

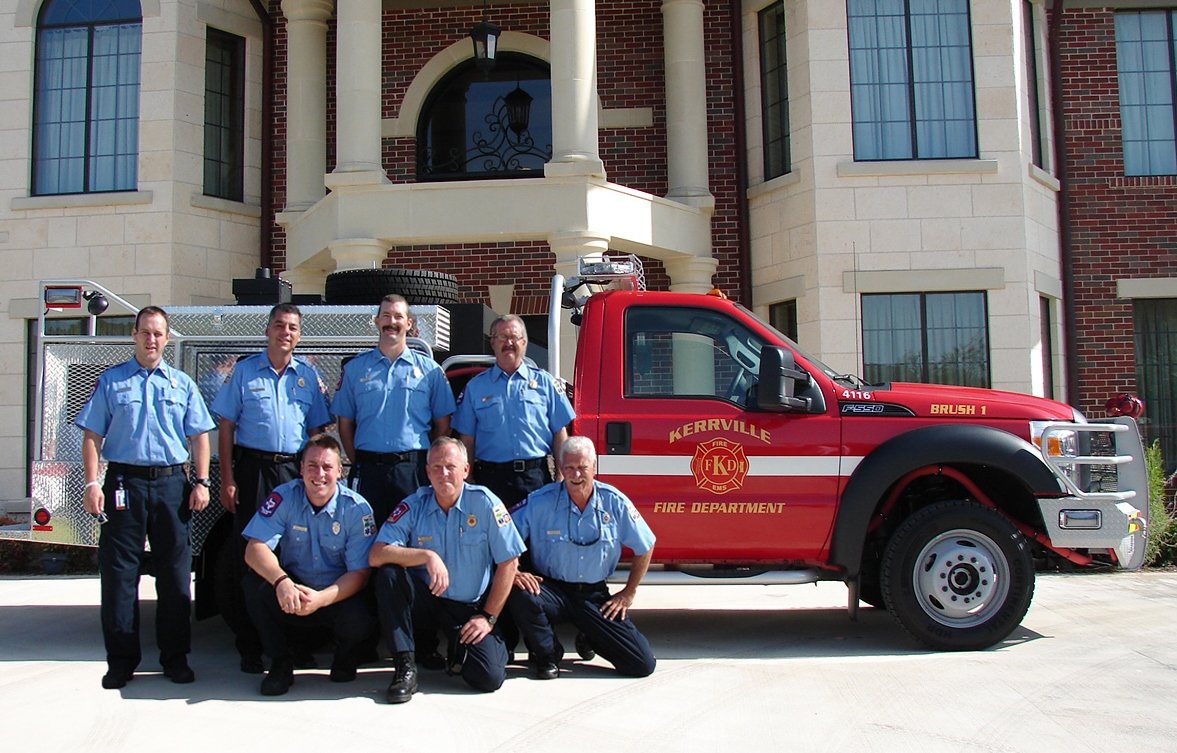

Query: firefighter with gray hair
left=507, top=435, right=657, bottom=679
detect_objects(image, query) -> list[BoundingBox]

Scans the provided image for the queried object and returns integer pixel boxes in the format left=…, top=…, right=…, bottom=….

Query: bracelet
left=84, top=480, right=101, bottom=489
left=272, top=574, right=290, bottom=590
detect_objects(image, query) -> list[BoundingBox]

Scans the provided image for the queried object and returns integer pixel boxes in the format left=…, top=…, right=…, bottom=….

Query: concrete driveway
left=0, top=571, right=1174, bottom=753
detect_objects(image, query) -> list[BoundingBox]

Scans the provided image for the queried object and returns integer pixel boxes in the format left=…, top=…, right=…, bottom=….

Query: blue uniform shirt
left=242, top=479, right=377, bottom=590
left=331, top=347, right=456, bottom=452
left=75, top=359, right=216, bottom=465
left=375, top=483, right=525, bottom=603
left=513, top=480, right=655, bottom=584
left=211, top=352, right=331, bottom=454
left=452, top=362, right=575, bottom=462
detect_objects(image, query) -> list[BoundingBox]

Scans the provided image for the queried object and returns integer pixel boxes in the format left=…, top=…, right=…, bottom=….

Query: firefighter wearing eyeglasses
left=507, top=435, right=656, bottom=680
left=453, top=314, right=574, bottom=510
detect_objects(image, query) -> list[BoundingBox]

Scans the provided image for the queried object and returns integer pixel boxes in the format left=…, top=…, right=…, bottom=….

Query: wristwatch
left=194, top=477, right=212, bottom=488
left=479, top=609, right=498, bottom=626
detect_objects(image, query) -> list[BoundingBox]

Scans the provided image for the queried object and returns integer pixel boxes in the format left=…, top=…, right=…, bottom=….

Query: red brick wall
left=1054, top=7, right=1177, bottom=418
left=264, top=1, right=743, bottom=310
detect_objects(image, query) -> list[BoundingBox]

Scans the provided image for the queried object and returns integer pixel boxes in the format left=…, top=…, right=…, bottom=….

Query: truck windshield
left=734, top=303, right=848, bottom=383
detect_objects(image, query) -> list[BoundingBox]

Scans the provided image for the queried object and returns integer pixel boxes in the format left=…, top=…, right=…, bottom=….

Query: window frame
left=203, top=27, right=246, bottom=202
left=846, top=0, right=979, bottom=161
left=415, top=52, right=553, bottom=182
left=31, top=0, right=143, bottom=196
left=1114, top=9, right=1177, bottom=177
left=758, top=2, right=791, bottom=179
left=861, top=291, right=991, bottom=388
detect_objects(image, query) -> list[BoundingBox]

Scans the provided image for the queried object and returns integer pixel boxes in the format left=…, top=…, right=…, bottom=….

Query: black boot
left=261, top=657, right=294, bottom=696
left=386, top=652, right=418, bottom=704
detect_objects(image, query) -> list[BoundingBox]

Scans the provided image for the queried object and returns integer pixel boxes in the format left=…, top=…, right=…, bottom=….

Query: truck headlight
left=1030, top=421, right=1079, bottom=485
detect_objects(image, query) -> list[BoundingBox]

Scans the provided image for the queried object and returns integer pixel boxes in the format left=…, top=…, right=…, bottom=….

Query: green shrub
left=1144, top=440, right=1177, bottom=566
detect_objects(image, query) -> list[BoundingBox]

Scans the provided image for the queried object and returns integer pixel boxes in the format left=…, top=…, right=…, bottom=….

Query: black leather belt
left=235, top=445, right=298, bottom=464
left=108, top=462, right=183, bottom=480
left=546, top=578, right=607, bottom=593
left=355, top=449, right=425, bottom=465
left=475, top=457, right=547, bottom=473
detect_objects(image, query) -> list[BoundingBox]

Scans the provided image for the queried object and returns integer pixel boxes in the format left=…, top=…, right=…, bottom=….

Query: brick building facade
left=7, top=0, right=1170, bottom=505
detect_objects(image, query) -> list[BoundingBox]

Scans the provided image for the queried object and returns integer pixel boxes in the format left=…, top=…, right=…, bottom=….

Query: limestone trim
left=190, top=192, right=262, bottom=218
left=1028, top=163, right=1060, bottom=192
left=836, top=159, right=1000, bottom=177
left=753, top=275, right=806, bottom=308
left=1034, top=270, right=1062, bottom=299
left=16, top=0, right=161, bottom=27
left=196, top=2, right=262, bottom=39
left=11, top=190, right=153, bottom=211
left=747, top=170, right=801, bottom=200
left=842, top=268, right=1006, bottom=294
left=1117, top=278, right=1177, bottom=299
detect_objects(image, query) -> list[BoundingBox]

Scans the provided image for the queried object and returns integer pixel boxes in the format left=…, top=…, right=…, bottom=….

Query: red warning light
left=33, top=508, right=51, bottom=526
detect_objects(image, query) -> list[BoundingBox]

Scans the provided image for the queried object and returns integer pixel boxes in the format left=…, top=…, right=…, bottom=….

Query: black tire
left=881, top=500, right=1034, bottom=651
left=324, top=268, right=460, bottom=306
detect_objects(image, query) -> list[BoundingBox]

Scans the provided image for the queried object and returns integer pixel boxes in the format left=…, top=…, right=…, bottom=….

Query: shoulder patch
left=388, top=501, right=410, bottom=524
left=362, top=513, right=376, bottom=537
left=260, top=491, right=283, bottom=517
left=625, top=499, right=641, bottom=522
left=493, top=502, right=511, bottom=528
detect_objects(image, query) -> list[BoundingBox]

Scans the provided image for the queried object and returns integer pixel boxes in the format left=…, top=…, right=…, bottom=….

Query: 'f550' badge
left=690, top=438, right=749, bottom=495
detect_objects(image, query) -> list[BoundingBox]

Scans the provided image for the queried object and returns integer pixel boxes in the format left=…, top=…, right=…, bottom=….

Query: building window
left=769, top=300, right=798, bottom=342
left=862, top=292, right=990, bottom=388
left=1023, top=0, right=1048, bottom=170
left=759, top=2, right=790, bottom=179
left=32, top=0, right=142, bottom=196
left=1134, top=299, right=1177, bottom=471
left=417, top=53, right=552, bottom=181
left=204, top=28, right=245, bottom=202
left=1114, top=10, right=1177, bottom=177
left=846, top=0, right=977, bottom=161
left=1039, top=295, right=1054, bottom=399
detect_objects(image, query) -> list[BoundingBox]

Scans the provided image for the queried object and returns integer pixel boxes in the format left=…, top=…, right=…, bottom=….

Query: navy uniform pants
left=225, top=450, right=299, bottom=662
left=242, top=571, right=375, bottom=669
left=98, top=469, right=192, bottom=675
left=508, top=578, right=656, bottom=677
left=348, top=452, right=426, bottom=524
left=472, top=461, right=551, bottom=510
left=374, top=565, right=507, bottom=692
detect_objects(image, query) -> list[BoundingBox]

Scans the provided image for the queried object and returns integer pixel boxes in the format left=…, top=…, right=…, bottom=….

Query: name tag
left=292, top=524, right=308, bottom=532
left=416, top=535, right=433, bottom=544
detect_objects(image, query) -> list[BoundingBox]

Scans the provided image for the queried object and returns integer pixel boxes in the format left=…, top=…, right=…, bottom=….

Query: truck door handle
left=605, top=422, right=631, bottom=454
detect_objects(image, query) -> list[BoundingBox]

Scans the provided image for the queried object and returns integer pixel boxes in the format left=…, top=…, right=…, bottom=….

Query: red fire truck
left=9, top=255, right=1147, bottom=651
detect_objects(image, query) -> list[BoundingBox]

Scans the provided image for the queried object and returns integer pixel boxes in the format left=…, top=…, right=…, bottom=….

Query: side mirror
left=757, top=346, right=811, bottom=412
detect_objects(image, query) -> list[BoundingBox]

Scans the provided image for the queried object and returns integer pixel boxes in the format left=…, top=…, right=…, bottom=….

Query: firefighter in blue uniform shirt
left=369, top=437, right=524, bottom=703
left=453, top=314, right=575, bottom=509
left=508, top=435, right=657, bottom=679
left=77, top=306, right=216, bottom=690
left=212, top=302, right=331, bottom=674
left=332, top=294, right=455, bottom=523
left=242, top=434, right=377, bottom=696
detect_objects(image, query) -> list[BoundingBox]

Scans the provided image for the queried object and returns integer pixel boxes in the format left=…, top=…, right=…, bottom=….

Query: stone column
left=548, top=231, right=611, bottom=378
left=329, top=237, right=391, bottom=271
left=328, top=0, right=387, bottom=184
left=662, top=0, right=713, bottom=209
left=663, top=253, right=718, bottom=294
left=545, top=0, right=606, bottom=178
left=280, top=265, right=330, bottom=297
left=280, top=0, right=333, bottom=210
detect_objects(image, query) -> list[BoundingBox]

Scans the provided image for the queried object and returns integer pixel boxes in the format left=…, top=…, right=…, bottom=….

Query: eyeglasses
left=566, top=492, right=604, bottom=547
left=92, top=511, right=108, bottom=525
left=493, top=335, right=525, bottom=344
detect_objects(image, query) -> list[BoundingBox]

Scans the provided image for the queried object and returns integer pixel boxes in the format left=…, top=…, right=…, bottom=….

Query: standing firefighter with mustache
left=331, top=294, right=456, bottom=524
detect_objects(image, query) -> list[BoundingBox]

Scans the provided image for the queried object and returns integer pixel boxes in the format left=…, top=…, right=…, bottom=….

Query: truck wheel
left=324, top=268, right=460, bottom=305
left=881, top=500, right=1034, bottom=651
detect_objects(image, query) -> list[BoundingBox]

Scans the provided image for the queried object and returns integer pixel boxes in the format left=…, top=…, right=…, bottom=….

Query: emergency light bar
left=574, top=254, right=646, bottom=291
